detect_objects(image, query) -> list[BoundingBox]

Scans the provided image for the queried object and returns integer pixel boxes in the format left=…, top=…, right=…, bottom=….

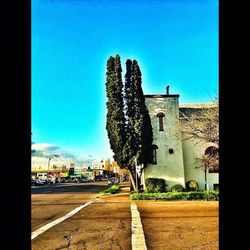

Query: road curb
left=131, top=202, right=147, bottom=250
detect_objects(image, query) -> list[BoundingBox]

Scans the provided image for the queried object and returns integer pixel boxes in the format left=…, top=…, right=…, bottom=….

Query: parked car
left=31, top=179, right=36, bottom=186
left=55, top=177, right=61, bottom=183
left=87, top=176, right=94, bottom=181
left=77, top=178, right=84, bottom=183
left=35, top=179, right=46, bottom=185
left=107, top=177, right=119, bottom=186
left=46, top=177, right=55, bottom=185
left=68, top=176, right=81, bottom=183
left=60, top=177, right=69, bottom=183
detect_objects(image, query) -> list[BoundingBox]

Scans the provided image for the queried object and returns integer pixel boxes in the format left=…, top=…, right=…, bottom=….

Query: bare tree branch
left=180, top=97, right=219, bottom=145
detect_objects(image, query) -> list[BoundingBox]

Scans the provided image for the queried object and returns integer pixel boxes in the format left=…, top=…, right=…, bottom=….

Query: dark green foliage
left=105, top=55, right=153, bottom=174
left=186, top=180, right=199, bottom=191
left=130, top=191, right=219, bottom=201
left=123, top=59, right=153, bottom=169
left=185, top=191, right=204, bottom=200
left=123, top=59, right=137, bottom=168
left=171, top=184, right=185, bottom=192
left=100, top=185, right=120, bottom=196
left=145, top=178, right=166, bottom=192
left=134, top=61, right=153, bottom=165
left=203, top=190, right=219, bottom=200
left=105, top=55, right=126, bottom=165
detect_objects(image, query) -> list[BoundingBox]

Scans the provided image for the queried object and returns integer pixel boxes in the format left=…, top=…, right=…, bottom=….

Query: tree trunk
left=129, top=180, right=133, bottom=191
left=137, top=174, right=141, bottom=192
left=128, top=169, right=136, bottom=191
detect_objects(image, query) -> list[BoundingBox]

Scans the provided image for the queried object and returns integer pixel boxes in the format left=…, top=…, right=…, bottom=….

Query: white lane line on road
left=31, top=201, right=93, bottom=240
left=131, top=202, right=147, bottom=250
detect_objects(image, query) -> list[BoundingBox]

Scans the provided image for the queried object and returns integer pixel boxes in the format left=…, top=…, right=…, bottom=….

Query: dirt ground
left=136, top=200, right=219, bottom=250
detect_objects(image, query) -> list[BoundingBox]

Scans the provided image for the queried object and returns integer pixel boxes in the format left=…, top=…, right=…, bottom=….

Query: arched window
left=205, top=146, right=219, bottom=173
left=152, top=144, right=158, bottom=164
left=156, top=112, right=165, bottom=131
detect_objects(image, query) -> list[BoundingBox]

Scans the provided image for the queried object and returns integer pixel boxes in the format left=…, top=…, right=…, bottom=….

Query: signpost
left=69, top=162, right=75, bottom=176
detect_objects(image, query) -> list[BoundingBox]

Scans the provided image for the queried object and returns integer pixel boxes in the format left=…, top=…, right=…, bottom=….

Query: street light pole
left=134, top=157, right=138, bottom=194
left=135, top=172, right=138, bottom=194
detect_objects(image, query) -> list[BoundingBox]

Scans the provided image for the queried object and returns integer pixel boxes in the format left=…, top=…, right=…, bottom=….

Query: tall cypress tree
left=105, top=55, right=126, bottom=165
left=123, top=59, right=136, bottom=168
left=131, top=60, right=153, bottom=166
left=105, top=56, right=153, bottom=190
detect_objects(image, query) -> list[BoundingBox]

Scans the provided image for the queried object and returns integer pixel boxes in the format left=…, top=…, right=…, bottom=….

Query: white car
left=47, top=177, right=56, bottom=184
left=35, top=179, right=46, bottom=185
left=107, top=177, right=119, bottom=186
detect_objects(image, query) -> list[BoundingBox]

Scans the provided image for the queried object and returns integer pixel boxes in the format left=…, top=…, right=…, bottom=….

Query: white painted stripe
left=131, top=202, right=147, bottom=250
left=31, top=201, right=93, bottom=240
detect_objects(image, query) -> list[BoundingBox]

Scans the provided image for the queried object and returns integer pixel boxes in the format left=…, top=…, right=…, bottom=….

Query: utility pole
left=48, top=156, right=51, bottom=171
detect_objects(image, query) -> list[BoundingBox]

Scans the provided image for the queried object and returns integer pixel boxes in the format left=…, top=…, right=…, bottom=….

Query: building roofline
left=144, top=94, right=179, bottom=98
left=179, top=103, right=217, bottom=108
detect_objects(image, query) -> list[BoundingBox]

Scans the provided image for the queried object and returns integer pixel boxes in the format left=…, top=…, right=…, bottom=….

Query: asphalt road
left=32, top=182, right=132, bottom=250
left=32, top=182, right=107, bottom=232
left=31, top=182, right=107, bottom=195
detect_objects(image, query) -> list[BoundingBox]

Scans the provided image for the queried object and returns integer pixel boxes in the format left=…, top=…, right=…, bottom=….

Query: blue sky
left=31, top=0, right=218, bottom=166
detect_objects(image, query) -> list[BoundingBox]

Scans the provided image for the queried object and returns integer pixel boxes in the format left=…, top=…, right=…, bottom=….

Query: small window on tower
left=152, top=144, right=158, bottom=164
left=169, top=149, right=174, bottom=154
left=156, top=112, right=165, bottom=131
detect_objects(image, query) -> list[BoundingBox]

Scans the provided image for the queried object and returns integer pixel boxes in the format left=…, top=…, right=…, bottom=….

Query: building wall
left=144, top=96, right=186, bottom=191
left=92, top=161, right=105, bottom=170
left=181, top=133, right=219, bottom=190
left=111, top=161, right=119, bottom=172
left=104, top=159, right=111, bottom=171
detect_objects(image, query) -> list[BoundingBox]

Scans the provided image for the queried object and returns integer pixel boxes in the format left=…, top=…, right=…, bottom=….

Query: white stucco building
left=142, top=89, right=219, bottom=191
